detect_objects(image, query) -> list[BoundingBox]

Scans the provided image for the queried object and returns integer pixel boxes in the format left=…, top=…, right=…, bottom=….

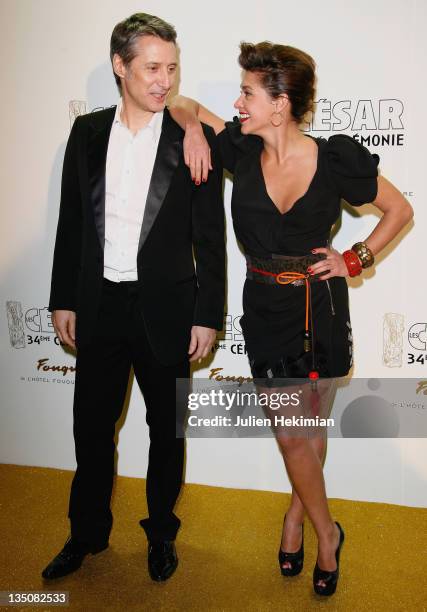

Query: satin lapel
left=138, top=109, right=182, bottom=252
left=87, top=108, right=115, bottom=250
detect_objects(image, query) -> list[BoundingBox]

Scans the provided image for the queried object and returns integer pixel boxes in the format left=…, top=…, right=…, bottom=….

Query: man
left=42, top=13, right=225, bottom=582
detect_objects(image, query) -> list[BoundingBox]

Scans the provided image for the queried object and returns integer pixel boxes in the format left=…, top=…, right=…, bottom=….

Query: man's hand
left=188, top=325, right=216, bottom=362
left=52, top=309, right=76, bottom=349
left=183, top=122, right=212, bottom=185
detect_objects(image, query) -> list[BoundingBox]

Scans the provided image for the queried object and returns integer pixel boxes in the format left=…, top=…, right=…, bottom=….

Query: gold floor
left=0, top=464, right=426, bottom=612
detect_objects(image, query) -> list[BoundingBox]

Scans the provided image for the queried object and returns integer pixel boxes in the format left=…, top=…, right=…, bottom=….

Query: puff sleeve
left=216, top=116, right=262, bottom=174
left=325, top=134, right=380, bottom=206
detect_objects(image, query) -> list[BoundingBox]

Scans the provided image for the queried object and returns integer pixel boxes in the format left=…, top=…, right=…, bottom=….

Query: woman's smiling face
left=233, top=70, right=285, bottom=136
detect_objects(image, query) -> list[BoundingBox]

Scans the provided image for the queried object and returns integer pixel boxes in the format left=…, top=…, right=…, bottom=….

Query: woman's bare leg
left=259, top=379, right=340, bottom=579
left=278, top=435, right=340, bottom=586
left=280, top=435, right=325, bottom=562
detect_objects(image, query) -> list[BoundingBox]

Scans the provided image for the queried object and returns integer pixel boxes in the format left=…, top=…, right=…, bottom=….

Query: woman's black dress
left=216, top=119, right=379, bottom=380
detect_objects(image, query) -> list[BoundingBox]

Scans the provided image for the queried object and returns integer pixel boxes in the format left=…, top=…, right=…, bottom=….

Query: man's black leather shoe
left=148, top=540, right=178, bottom=582
left=41, top=536, right=108, bottom=580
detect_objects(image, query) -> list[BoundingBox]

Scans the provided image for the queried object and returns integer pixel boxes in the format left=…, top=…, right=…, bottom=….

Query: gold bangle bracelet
left=351, top=242, right=375, bottom=268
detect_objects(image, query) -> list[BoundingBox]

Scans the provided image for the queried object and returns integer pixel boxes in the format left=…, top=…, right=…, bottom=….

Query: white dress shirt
left=103, top=99, right=163, bottom=282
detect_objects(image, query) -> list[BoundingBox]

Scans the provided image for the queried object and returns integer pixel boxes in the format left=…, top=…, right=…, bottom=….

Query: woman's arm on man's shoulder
left=169, top=95, right=225, bottom=183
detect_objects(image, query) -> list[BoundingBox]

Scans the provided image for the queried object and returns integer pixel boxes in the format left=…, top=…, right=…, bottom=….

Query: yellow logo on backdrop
left=415, top=380, right=427, bottom=395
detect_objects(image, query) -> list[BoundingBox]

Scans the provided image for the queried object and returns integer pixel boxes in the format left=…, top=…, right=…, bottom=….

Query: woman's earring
left=270, top=111, right=283, bottom=127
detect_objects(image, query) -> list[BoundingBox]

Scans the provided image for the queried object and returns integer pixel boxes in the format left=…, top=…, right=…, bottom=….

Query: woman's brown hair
left=238, top=42, right=316, bottom=123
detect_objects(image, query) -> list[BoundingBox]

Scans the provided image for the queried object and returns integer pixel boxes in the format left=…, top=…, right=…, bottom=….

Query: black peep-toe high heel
left=278, top=514, right=304, bottom=577
left=313, top=521, right=345, bottom=596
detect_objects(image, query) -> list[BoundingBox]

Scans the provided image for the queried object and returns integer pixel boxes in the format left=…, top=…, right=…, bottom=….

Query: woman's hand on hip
left=309, top=247, right=349, bottom=280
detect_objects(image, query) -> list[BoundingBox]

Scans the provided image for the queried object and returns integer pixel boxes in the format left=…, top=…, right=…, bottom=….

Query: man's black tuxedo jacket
left=49, top=106, right=225, bottom=365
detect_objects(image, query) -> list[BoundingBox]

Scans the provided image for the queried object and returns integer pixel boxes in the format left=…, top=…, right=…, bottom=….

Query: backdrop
left=1, top=0, right=426, bottom=507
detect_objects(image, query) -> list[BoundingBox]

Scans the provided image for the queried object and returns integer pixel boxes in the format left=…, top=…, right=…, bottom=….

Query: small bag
left=250, top=348, right=330, bottom=385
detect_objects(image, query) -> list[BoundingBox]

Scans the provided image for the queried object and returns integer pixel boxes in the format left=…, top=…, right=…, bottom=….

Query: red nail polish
left=311, top=249, right=316, bottom=253
left=307, top=267, right=312, bottom=272
left=196, top=180, right=200, bottom=185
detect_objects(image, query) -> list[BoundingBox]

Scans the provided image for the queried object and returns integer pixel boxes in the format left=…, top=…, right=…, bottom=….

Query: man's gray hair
left=110, top=13, right=177, bottom=91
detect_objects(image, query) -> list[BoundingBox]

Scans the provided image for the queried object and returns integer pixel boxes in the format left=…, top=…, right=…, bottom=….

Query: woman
left=170, top=42, right=413, bottom=596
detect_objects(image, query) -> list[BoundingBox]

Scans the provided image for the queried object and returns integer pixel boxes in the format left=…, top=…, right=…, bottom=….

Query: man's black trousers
left=68, top=277, right=189, bottom=545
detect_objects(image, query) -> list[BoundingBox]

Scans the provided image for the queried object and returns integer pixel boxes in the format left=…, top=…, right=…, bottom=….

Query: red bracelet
left=342, top=250, right=362, bottom=277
